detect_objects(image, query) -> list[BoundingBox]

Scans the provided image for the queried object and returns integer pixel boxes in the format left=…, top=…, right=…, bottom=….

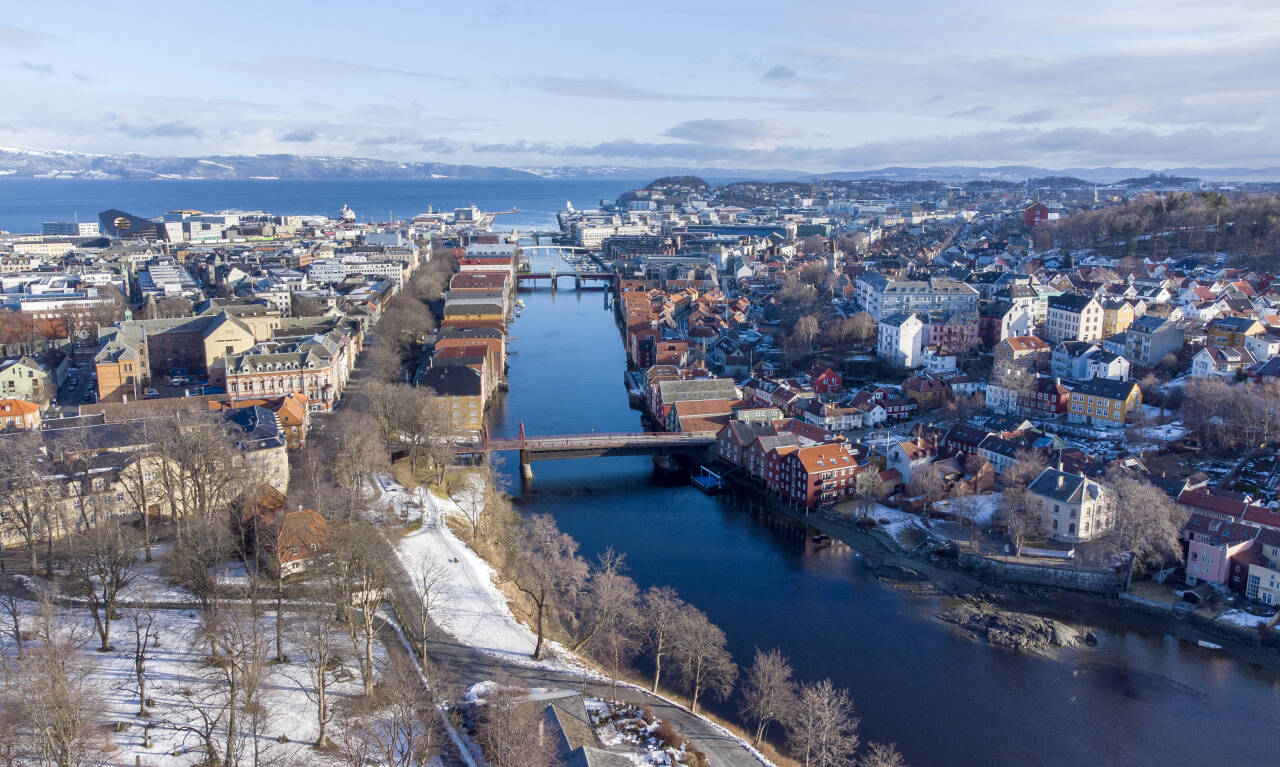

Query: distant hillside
left=0, top=147, right=540, bottom=181
left=3, top=145, right=1279, bottom=183
left=813, top=165, right=1280, bottom=183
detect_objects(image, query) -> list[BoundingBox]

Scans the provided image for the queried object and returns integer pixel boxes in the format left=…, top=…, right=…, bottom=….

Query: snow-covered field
left=1215, top=609, right=1280, bottom=631
left=866, top=504, right=929, bottom=549
left=389, top=477, right=595, bottom=675
left=0, top=591, right=385, bottom=766
left=931, top=493, right=1001, bottom=527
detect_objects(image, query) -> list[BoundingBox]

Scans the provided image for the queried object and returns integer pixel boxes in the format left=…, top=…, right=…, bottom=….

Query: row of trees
left=0, top=409, right=266, bottom=578
left=1181, top=377, right=1280, bottom=452
left=474, top=503, right=909, bottom=765
left=741, top=648, right=906, bottom=767
left=1034, top=191, right=1280, bottom=264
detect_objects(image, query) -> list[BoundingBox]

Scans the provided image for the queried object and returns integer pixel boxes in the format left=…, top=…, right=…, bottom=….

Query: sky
left=2, top=0, right=1279, bottom=172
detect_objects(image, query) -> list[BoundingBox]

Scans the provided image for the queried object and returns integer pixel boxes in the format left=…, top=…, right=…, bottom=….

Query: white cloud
left=663, top=119, right=805, bottom=150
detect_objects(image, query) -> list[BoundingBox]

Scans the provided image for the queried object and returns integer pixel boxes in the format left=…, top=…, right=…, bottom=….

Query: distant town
left=1, top=170, right=1279, bottom=766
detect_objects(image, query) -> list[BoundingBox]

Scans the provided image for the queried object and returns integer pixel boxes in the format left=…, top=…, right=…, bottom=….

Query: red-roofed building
left=1242, top=504, right=1280, bottom=531
left=808, top=366, right=843, bottom=395
left=778, top=443, right=864, bottom=508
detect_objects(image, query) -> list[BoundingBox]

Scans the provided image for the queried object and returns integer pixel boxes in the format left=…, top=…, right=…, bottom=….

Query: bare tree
left=11, top=599, right=106, bottom=767
left=1003, top=448, right=1046, bottom=489
left=794, top=314, right=821, bottom=356
left=861, top=741, right=909, bottom=767
left=292, top=608, right=341, bottom=747
left=641, top=585, right=686, bottom=693
left=118, top=454, right=162, bottom=563
left=851, top=470, right=883, bottom=521
left=170, top=509, right=235, bottom=657
left=950, top=493, right=986, bottom=546
left=1104, top=468, right=1187, bottom=586
left=363, top=381, right=453, bottom=477
left=330, top=411, right=389, bottom=516
left=167, top=670, right=230, bottom=766
left=996, top=485, right=1046, bottom=556
left=410, top=556, right=451, bottom=658
left=150, top=412, right=246, bottom=542
left=565, top=548, right=638, bottom=653
left=65, top=517, right=140, bottom=651
left=907, top=463, right=945, bottom=516
left=334, top=656, right=445, bottom=767
left=788, top=678, right=861, bottom=767
left=206, top=607, right=276, bottom=767
left=376, top=294, right=435, bottom=355
left=1, top=594, right=22, bottom=658
left=362, top=342, right=408, bottom=384
left=473, top=685, right=559, bottom=767
left=741, top=647, right=798, bottom=747
left=588, top=594, right=641, bottom=699
left=125, top=599, right=158, bottom=718
left=0, top=433, right=57, bottom=574
left=454, top=469, right=508, bottom=541
left=504, top=514, right=587, bottom=660
left=672, top=605, right=737, bottom=714
left=990, top=365, right=1037, bottom=413
left=330, top=520, right=388, bottom=696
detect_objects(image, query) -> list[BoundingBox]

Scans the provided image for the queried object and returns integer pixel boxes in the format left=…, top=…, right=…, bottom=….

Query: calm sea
left=0, top=178, right=649, bottom=234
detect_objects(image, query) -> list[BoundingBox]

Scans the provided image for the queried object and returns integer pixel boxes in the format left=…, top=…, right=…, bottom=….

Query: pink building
left=1183, top=513, right=1259, bottom=588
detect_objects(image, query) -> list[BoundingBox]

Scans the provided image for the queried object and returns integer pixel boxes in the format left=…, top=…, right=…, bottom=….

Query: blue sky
left=2, top=0, right=1278, bottom=170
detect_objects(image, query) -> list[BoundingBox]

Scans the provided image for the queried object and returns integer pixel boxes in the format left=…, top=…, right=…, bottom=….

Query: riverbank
left=379, top=472, right=781, bottom=766
left=774, top=492, right=1280, bottom=670
left=493, top=251, right=1280, bottom=767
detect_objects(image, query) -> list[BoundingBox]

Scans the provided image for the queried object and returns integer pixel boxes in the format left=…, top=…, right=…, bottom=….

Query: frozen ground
left=1215, top=609, right=1280, bottom=631
left=865, top=504, right=930, bottom=549
left=931, top=493, right=1001, bottom=527
left=0, top=594, right=384, bottom=766
left=388, top=476, right=594, bottom=675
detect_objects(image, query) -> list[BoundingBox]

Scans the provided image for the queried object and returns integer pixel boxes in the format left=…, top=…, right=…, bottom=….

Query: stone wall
left=959, top=553, right=1126, bottom=594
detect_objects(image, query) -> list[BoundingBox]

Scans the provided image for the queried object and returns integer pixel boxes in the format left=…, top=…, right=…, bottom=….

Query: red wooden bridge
left=455, top=422, right=714, bottom=477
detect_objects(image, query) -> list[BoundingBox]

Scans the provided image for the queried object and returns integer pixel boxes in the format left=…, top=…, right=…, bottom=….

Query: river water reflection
left=486, top=259, right=1279, bottom=767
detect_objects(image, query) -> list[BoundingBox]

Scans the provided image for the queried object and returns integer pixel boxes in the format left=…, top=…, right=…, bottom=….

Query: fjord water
left=492, top=255, right=1280, bottom=767
left=0, top=178, right=646, bottom=233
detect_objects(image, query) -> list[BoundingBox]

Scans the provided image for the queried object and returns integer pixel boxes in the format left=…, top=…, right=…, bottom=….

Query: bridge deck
left=456, top=431, right=714, bottom=454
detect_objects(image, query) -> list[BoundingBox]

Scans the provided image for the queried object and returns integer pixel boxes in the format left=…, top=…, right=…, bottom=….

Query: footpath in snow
left=376, top=475, right=774, bottom=767
left=380, top=475, right=592, bottom=675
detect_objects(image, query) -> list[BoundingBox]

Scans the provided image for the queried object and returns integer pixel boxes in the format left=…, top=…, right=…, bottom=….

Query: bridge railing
left=454, top=431, right=713, bottom=451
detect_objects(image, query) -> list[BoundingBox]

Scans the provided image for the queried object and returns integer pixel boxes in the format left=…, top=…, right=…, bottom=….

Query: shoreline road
left=377, top=505, right=770, bottom=767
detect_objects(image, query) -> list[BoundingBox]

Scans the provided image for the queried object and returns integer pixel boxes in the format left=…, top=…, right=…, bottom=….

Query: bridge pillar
left=520, top=449, right=533, bottom=480
left=549, top=266, right=557, bottom=294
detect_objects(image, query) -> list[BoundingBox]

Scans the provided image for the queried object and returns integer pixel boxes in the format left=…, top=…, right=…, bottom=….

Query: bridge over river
left=455, top=423, right=714, bottom=478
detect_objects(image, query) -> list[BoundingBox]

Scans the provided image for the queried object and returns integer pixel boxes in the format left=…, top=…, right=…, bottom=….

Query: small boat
left=812, top=533, right=832, bottom=543
left=1197, top=640, right=1222, bottom=650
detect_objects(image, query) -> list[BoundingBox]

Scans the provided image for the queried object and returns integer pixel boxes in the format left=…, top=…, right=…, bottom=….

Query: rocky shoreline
left=939, top=597, right=1081, bottom=652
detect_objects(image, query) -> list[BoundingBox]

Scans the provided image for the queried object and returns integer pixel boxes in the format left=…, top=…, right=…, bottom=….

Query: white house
left=1027, top=468, right=1114, bottom=544
left=1044, top=294, right=1103, bottom=344
left=1191, top=346, right=1255, bottom=379
left=877, top=312, right=924, bottom=368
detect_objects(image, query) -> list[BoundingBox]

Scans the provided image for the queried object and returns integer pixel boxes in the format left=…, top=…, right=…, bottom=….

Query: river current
left=491, top=253, right=1279, bottom=767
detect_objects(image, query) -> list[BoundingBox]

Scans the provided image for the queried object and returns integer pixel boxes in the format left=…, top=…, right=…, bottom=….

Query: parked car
left=143, top=388, right=160, bottom=399
left=82, top=391, right=95, bottom=402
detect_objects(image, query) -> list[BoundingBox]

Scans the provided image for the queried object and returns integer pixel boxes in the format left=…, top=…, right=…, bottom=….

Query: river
left=488, top=250, right=1280, bottom=767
